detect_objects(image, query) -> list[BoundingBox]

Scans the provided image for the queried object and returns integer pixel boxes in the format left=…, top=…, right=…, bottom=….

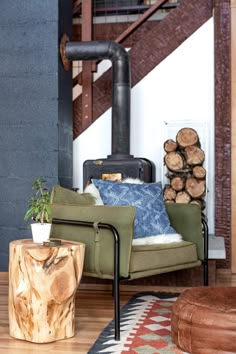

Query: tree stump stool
left=9, top=238, right=85, bottom=343
left=171, top=286, right=236, bottom=354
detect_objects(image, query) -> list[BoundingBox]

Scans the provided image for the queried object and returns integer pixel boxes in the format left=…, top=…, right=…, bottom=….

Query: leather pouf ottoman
left=171, top=287, right=236, bottom=354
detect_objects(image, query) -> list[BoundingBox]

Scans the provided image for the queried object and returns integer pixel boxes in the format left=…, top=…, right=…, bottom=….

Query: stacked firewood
left=163, top=127, right=206, bottom=211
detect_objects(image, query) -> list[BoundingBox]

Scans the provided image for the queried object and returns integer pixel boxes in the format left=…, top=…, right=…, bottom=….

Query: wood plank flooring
left=1, top=271, right=235, bottom=354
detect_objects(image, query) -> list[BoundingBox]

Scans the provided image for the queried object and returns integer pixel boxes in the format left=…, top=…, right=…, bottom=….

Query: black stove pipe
left=65, top=40, right=132, bottom=159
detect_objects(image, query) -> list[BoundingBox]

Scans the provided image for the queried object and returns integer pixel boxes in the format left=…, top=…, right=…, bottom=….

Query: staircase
left=72, top=0, right=213, bottom=139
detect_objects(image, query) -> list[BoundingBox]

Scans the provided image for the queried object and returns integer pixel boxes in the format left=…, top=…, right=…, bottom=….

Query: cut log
left=164, top=152, right=185, bottom=172
left=170, top=176, right=185, bottom=191
left=176, top=127, right=200, bottom=148
left=185, top=177, right=206, bottom=198
left=164, top=127, right=206, bottom=212
left=166, top=171, right=190, bottom=180
left=184, top=145, right=205, bottom=166
left=9, top=239, right=85, bottom=343
left=163, top=185, right=177, bottom=201
left=164, top=139, right=177, bottom=153
left=175, top=191, right=191, bottom=204
left=190, top=199, right=206, bottom=210
left=193, top=166, right=206, bottom=179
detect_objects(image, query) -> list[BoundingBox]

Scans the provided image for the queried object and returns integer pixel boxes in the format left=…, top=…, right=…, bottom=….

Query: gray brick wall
left=0, top=0, right=72, bottom=270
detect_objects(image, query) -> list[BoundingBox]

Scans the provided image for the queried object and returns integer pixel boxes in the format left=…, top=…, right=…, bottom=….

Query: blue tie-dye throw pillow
left=93, top=179, right=176, bottom=239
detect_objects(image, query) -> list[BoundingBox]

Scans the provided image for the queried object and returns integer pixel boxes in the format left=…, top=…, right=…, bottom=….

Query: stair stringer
left=73, top=0, right=213, bottom=139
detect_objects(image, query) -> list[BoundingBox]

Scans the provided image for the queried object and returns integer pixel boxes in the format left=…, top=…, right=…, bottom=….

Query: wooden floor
left=1, top=270, right=236, bottom=354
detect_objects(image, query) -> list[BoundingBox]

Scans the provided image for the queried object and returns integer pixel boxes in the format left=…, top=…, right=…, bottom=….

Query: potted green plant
left=24, top=177, right=52, bottom=243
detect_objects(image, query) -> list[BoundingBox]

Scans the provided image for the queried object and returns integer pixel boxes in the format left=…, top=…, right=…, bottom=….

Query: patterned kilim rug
left=88, top=292, right=188, bottom=354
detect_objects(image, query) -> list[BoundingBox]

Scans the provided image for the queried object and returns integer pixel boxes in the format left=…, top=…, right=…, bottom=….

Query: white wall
left=73, top=19, right=215, bottom=232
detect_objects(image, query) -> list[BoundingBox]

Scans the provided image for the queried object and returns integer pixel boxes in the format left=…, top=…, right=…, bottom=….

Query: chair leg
left=113, top=226, right=120, bottom=341
left=203, top=260, right=208, bottom=286
left=112, top=281, right=114, bottom=297
left=202, top=218, right=209, bottom=286
left=113, top=277, right=120, bottom=341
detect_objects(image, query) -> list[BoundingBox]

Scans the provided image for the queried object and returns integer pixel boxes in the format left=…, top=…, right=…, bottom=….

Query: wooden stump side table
left=8, top=239, right=85, bottom=343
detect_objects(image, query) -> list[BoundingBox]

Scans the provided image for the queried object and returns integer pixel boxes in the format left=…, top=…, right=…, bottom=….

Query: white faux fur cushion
left=122, top=177, right=144, bottom=184
left=84, top=183, right=104, bottom=205
left=132, top=233, right=182, bottom=246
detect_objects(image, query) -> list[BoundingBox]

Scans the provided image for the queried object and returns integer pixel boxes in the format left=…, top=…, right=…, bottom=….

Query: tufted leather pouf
left=171, top=287, right=236, bottom=354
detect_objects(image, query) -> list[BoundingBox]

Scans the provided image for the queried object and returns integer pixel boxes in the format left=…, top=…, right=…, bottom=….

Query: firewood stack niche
left=163, top=127, right=206, bottom=213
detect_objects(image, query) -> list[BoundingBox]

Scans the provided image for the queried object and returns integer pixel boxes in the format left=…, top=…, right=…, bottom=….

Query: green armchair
left=50, top=185, right=208, bottom=340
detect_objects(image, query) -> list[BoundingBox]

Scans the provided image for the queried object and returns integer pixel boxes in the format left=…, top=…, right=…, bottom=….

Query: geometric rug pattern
left=88, top=292, right=189, bottom=353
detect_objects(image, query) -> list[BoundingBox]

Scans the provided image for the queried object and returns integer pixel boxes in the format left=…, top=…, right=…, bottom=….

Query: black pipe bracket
left=60, top=33, right=71, bottom=71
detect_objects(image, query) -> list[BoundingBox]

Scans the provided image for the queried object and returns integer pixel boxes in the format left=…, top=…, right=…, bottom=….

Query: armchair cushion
left=129, top=241, right=200, bottom=279
left=93, top=179, right=176, bottom=239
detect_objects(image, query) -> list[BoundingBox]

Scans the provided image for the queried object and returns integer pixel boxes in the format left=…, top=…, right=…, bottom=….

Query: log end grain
left=186, top=177, right=206, bottom=199
left=185, top=145, right=205, bottom=166
left=176, top=127, right=199, bottom=148
left=175, top=191, right=191, bottom=204
left=164, top=152, right=184, bottom=172
left=164, top=139, right=178, bottom=153
left=171, top=176, right=185, bottom=191
left=163, top=185, right=177, bottom=201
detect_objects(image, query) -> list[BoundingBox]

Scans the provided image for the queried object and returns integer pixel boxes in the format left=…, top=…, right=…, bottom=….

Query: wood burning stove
left=83, top=157, right=155, bottom=186
left=63, top=39, right=155, bottom=187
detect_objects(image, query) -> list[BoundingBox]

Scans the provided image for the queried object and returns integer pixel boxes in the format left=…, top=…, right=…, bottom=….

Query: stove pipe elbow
left=65, top=40, right=132, bottom=159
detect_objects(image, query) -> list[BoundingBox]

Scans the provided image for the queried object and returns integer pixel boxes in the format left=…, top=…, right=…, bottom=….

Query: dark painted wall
left=0, top=0, right=73, bottom=271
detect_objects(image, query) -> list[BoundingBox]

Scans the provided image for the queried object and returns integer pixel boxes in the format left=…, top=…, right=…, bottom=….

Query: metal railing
left=73, top=0, right=180, bottom=17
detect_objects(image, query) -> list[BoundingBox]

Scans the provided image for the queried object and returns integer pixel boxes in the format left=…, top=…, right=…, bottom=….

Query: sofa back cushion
left=50, top=185, right=95, bottom=205
left=50, top=202, right=135, bottom=278
left=165, top=203, right=204, bottom=260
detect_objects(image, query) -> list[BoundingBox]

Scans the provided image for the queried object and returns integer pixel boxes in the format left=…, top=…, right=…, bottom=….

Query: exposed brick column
left=214, top=0, right=231, bottom=269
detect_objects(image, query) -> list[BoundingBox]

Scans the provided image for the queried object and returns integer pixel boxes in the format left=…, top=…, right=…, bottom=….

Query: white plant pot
left=31, top=223, right=52, bottom=243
